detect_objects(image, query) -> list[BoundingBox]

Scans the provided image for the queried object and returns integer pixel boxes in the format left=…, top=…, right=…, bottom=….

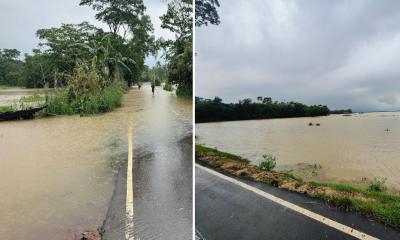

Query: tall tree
left=195, top=0, right=220, bottom=27
left=80, top=0, right=155, bottom=85
left=80, top=0, right=145, bottom=38
left=160, top=0, right=193, bottom=96
left=0, top=49, right=23, bottom=86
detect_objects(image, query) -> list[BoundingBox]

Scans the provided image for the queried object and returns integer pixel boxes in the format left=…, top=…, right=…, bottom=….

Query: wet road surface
left=102, top=85, right=192, bottom=240
left=196, top=164, right=400, bottom=240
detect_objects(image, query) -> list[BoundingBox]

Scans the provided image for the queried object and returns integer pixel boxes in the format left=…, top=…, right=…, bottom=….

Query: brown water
left=0, top=89, right=39, bottom=106
left=0, top=86, right=191, bottom=240
left=196, top=112, right=400, bottom=191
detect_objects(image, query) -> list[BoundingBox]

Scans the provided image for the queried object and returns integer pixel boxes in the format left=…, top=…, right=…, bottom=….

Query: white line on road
left=126, top=125, right=134, bottom=240
left=196, top=164, right=379, bottom=240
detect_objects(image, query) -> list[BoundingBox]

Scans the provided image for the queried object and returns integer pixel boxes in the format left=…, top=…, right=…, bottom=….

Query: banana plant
left=70, top=33, right=136, bottom=82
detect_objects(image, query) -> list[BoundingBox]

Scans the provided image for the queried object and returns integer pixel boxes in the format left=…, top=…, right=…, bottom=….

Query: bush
left=163, top=80, right=173, bottom=91
left=46, top=81, right=127, bottom=115
left=368, top=178, right=387, bottom=192
left=260, top=154, right=277, bottom=171
left=176, top=85, right=192, bottom=97
left=46, top=60, right=127, bottom=115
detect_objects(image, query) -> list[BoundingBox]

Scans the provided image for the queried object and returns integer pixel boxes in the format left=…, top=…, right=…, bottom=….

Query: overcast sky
left=0, top=0, right=173, bottom=66
left=196, top=0, right=400, bottom=112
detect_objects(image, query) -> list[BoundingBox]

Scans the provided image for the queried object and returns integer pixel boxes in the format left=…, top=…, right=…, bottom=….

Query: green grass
left=309, top=181, right=400, bottom=228
left=195, top=145, right=250, bottom=163
left=282, top=171, right=303, bottom=182
left=0, top=85, right=14, bottom=90
left=327, top=183, right=363, bottom=193
left=0, top=105, right=13, bottom=112
left=317, top=192, right=400, bottom=229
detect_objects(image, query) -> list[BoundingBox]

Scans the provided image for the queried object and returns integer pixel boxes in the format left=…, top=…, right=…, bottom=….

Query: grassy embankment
left=196, top=145, right=400, bottom=230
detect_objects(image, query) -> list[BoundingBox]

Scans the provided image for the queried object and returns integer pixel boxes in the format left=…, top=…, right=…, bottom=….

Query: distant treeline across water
left=195, top=96, right=352, bottom=123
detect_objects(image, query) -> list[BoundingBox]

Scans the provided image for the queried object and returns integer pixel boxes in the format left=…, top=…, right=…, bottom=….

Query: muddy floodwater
left=0, top=86, right=191, bottom=240
left=196, top=112, right=400, bottom=191
left=0, top=88, right=41, bottom=106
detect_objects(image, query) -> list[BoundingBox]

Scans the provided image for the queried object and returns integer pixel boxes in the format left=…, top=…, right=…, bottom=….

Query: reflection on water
left=0, top=89, right=145, bottom=239
left=197, top=112, right=400, bottom=191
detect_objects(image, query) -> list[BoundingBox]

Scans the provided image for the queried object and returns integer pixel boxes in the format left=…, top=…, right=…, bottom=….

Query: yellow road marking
left=126, top=125, right=134, bottom=240
left=196, top=164, right=379, bottom=240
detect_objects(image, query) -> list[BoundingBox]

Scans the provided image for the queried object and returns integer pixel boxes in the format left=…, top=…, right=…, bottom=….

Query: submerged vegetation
left=196, top=96, right=331, bottom=123
left=196, top=144, right=400, bottom=229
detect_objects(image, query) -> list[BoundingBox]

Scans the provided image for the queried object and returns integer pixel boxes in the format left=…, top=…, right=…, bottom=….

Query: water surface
left=0, top=88, right=144, bottom=239
left=197, top=112, right=400, bottom=191
left=0, top=88, right=39, bottom=106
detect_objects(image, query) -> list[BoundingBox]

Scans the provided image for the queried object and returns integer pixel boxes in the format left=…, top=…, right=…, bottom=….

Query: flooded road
left=0, top=85, right=192, bottom=239
left=103, top=85, right=193, bottom=240
left=196, top=112, right=400, bottom=191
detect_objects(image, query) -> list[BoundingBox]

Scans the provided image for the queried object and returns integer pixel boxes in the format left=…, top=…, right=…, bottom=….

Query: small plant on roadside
left=260, top=153, right=277, bottom=171
left=368, top=177, right=387, bottom=192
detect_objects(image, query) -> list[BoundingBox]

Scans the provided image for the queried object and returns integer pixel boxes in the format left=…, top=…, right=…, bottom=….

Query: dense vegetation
left=0, top=0, right=193, bottom=115
left=0, top=49, right=24, bottom=86
left=330, top=109, right=353, bottom=114
left=160, top=0, right=193, bottom=97
left=196, top=96, right=332, bottom=123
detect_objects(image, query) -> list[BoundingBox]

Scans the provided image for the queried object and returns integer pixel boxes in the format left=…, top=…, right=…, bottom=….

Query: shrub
left=46, top=81, right=127, bottom=115
left=176, top=85, right=192, bottom=97
left=163, top=80, right=173, bottom=91
left=259, top=154, right=277, bottom=171
left=46, top=89, right=74, bottom=114
left=46, top=59, right=127, bottom=115
left=368, top=177, right=387, bottom=192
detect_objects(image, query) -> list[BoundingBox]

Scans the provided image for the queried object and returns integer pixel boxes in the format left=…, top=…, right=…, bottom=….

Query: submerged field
left=196, top=112, right=400, bottom=191
left=0, top=88, right=39, bottom=107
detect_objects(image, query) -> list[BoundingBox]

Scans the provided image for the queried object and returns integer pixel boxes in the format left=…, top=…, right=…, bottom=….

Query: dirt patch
left=196, top=151, right=373, bottom=202
left=64, top=229, right=103, bottom=240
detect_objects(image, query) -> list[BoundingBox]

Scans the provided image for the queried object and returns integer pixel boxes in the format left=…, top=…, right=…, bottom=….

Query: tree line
left=196, top=96, right=336, bottom=123
left=0, top=0, right=193, bottom=97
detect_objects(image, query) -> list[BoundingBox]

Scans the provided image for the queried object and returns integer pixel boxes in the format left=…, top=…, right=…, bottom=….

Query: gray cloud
left=0, top=0, right=171, bottom=66
left=196, top=0, right=400, bottom=112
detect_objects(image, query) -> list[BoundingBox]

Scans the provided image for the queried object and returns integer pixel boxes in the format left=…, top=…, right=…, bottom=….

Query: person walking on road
left=151, top=82, right=155, bottom=96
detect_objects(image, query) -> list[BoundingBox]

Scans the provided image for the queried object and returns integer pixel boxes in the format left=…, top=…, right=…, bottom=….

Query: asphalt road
left=195, top=164, right=400, bottom=240
left=102, top=85, right=193, bottom=240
